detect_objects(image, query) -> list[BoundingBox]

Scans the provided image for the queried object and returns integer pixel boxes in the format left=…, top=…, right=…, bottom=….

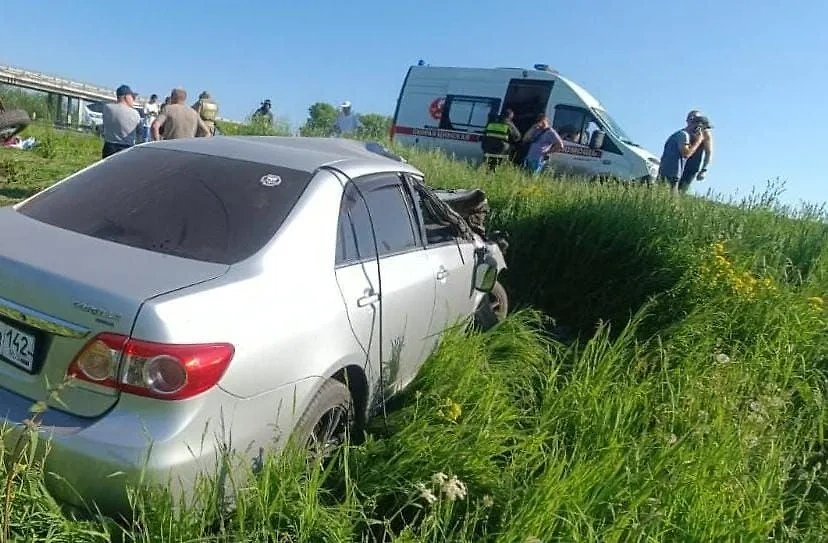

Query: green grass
left=1, top=126, right=826, bottom=542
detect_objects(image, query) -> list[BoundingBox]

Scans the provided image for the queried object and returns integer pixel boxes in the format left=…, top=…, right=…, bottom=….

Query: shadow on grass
left=494, top=195, right=693, bottom=340
left=0, top=185, right=37, bottom=201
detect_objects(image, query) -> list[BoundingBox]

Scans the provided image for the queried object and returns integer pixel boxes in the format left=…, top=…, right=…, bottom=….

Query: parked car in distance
left=0, top=136, right=508, bottom=517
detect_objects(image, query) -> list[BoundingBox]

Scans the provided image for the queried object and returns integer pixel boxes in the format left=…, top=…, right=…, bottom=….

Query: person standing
left=334, top=101, right=362, bottom=136
left=679, top=110, right=714, bottom=190
left=192, top=91, right=219, bottom=136
left=151, top=88, right=212, bottom=141
left=101, top=84, right=142, bottom=159
left=481, top=109, right=522, bottom=171
left=141, top=94, right=160, bottom=143
left=657, top=112, right=707, bottom=193
left=522, top=114, right=564, bottom=174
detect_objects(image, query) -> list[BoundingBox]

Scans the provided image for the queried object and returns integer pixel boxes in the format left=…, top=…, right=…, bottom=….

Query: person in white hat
left=334, top=100, right=362, bottom=136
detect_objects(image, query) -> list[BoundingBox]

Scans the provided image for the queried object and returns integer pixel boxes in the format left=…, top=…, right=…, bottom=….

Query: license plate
left=0, top=321, right=36, bottom=372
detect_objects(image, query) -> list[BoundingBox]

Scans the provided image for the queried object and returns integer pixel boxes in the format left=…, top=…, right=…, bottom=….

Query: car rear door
left=333, top=182, right=382, bottom=405
left=335, top=173, right=437, bottom=399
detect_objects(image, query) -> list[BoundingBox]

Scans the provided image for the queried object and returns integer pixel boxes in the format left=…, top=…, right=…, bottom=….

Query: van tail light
left=67, top=333, right=235, bottom=401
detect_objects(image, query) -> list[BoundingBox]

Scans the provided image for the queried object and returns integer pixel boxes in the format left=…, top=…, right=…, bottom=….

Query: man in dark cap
left=657, top=110, right=708, bottom=194
left=101, top=84, right=142, bottom=158
left=679, top=110, right=714, bottom=191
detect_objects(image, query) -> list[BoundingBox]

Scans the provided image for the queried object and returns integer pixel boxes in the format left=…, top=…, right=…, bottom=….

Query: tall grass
left=0, top=129, right=825, bottom=541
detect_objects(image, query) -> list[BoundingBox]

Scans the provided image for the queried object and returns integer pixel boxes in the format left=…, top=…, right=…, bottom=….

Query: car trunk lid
left=0, top=209, right=228, bottom=418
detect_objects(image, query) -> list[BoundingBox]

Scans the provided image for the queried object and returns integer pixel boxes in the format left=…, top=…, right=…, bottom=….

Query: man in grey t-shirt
left=657, top=112, right=707, bottom=194
left=101, top=84, right=142, bottom=159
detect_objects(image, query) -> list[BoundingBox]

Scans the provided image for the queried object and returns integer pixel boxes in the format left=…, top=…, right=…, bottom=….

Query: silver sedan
left=0, top=136, right=507, bottom=516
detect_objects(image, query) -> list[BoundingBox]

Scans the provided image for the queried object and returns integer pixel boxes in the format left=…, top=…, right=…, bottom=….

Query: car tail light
left=67, top=333, right=234, bottom=400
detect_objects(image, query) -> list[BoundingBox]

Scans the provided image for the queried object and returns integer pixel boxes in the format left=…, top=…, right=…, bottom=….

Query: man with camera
left=679, top=110, right=714, bottom=191
left=657, top=111, right=709, bottom=194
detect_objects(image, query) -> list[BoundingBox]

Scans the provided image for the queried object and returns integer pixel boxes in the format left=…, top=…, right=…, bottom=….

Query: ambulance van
left=390, top=63, right=661, bottom=182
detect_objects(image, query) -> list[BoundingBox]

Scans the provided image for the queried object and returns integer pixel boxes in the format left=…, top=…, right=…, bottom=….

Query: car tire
left=0, top=109, right=31, bottom=140
left=474, top=280, right=509, bottom=331
left=488, top=281, right=509, bottom=321
left=292, top=379, right=354, bottom=461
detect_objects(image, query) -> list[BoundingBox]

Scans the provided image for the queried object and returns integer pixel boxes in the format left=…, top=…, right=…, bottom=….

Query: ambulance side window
left=552, top=106, right=622, bottom=155
left=440, top=95, right=501, bottom=133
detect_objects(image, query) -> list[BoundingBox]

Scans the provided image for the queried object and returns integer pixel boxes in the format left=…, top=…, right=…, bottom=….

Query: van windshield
left=592, top=108, right=637, bottom=147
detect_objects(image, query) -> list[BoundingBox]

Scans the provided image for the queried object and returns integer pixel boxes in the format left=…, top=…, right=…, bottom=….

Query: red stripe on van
left=392, top=125, right=481, bottom=143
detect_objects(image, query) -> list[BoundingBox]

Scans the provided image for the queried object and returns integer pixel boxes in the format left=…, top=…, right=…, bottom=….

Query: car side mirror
left=589, top=130, right=605, bottom=150
left=473, top=252, right=499, bottom=293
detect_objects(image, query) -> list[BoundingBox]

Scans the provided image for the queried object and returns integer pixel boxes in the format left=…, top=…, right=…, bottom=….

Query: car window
left=336, top=183, right=375, bottom=265
left=354, top=176, right=420, bottom=258
left=414, top=187, right=456, bottom=245
left=16, top=147, right=314, bottom=265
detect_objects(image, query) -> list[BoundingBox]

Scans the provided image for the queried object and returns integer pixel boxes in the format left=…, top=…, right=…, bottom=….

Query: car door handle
left=357, top=292, right=379, bottom=307
left=436, top=267, right=449, bottom=281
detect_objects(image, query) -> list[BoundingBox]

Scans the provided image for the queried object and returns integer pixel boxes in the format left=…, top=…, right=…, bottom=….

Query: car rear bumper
left=0, top=376, right=320, bottom=517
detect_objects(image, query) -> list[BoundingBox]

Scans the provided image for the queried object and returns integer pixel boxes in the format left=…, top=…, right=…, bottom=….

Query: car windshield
left=16, top=147, right=314, bottom=265
left=86, top=102, right=103, bottom=114
left=592, top=108, right=637, bottom=146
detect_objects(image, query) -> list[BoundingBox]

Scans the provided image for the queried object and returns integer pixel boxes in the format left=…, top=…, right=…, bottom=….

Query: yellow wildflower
left=808, top=296, right=824, bottom=312
left=440, top=398, right=462, bottom=422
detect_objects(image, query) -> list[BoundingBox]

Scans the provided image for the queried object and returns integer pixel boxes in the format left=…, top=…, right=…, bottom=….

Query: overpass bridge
left=0, top=63, right=125, bottom=127
left=1, top=63, right=244, bottom=127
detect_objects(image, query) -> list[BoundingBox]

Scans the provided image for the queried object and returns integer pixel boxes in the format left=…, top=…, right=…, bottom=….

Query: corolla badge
left=72, top=301, right=122, bottom=322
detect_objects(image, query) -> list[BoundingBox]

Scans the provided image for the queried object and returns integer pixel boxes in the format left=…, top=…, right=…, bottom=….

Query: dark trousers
left=661, top=175, right=691, bottom=193
left=102, top=141, right=130, bottom=159
left=485, top=154, right=509, bottom=171
left=677, top=166, right=700, bottom=193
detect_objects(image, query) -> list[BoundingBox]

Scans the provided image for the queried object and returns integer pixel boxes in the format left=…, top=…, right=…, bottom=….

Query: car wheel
left=293, top=379, right=354, bottom=461
left=474, top=280, right=509, bottom=331
left=488, top=281, right=509, bottom=321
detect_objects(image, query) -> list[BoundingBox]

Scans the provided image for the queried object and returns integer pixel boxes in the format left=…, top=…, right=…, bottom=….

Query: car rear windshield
left=16, top=147, right=314, bottom=265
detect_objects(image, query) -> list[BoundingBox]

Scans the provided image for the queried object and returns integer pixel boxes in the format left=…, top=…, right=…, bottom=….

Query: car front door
left=346, top=173, right=437, bottom=397
left=406, top=175, right=478, bottom=339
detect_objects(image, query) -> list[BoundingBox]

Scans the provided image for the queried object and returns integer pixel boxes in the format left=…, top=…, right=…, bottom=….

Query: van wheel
left=293, top=380, right=354, bottom=461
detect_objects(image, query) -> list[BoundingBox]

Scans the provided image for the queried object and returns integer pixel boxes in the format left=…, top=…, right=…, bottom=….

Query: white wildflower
left=418, top=485, right=438, bottom=505
left=667, top=433, right=678, bottom=446
left=431, top=472, right=448, bottom=485
left=420, top=488, right=437, bottom=505
left=440, top=475, right=467, bottom=501
left=482, top=495, right=494, bottom=508
left=714, top=352, right=731, bottom=364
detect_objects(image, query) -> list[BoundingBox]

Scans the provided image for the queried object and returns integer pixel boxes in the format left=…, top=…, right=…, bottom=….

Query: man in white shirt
left=141, top=94, right=160, bottom=143
left=334, top=101, right=362, bottom=136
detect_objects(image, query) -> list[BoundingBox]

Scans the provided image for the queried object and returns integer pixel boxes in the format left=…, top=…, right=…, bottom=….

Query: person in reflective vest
left=192, top=91, right=219, bottom=136
left=481, top=109, right=521, bottom=172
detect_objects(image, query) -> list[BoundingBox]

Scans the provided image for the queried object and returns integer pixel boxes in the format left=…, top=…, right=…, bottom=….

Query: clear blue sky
left=2, top=0, right=826, bottom=207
